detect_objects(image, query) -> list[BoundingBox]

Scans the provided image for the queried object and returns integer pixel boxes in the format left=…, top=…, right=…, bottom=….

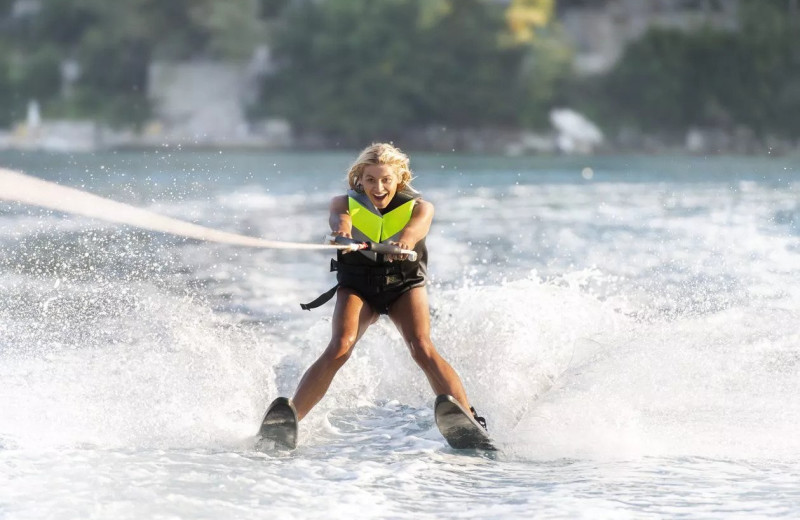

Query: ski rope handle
left=324, top=234, right=418, bottom=262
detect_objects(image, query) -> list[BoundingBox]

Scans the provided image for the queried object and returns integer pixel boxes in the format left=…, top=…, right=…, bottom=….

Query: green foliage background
left=0, top=0, right=798, bottom=142
left=252, top=0, right=551, bottom=144
left=598, top=0, right=800, bottom=138
left=0, top=0, right=265, bottom=127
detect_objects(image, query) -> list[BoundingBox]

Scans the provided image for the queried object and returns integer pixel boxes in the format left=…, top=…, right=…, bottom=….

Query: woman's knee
left=407, top=335, right=437, bottom=366
left=322, top=335, right=357, bottom=367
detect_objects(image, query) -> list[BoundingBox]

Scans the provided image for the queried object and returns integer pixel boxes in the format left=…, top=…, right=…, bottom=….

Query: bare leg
left=292, top=288, right=377, bottom=420
left=389, top=286, right=472, bottom=411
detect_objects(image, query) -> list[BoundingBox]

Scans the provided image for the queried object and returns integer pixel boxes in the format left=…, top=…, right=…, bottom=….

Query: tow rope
left=0, top=167, right=342, bottom=251
left=0, top=168, right=417, bottom=259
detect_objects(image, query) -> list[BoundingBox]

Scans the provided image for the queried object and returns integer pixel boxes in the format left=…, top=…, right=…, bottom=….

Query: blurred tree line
left=0, top=0, right=265, bottom=127
left=1, top=0, right=798, bottom=143
left=251, top=0, right=568, bottom=143
left=593, top=0, right=800, bottom=140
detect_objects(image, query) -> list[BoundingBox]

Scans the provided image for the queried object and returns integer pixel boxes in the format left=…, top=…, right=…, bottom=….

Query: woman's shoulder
left=413, top=198, right=434, bottom=213
left=329, top=194, right=349, bottom=212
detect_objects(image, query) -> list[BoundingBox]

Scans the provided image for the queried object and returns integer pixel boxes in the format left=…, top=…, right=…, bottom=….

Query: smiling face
left=360, top=164, right=400, bottom=210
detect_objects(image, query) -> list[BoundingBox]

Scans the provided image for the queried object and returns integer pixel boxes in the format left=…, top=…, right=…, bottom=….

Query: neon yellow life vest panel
left=348, top=194, right=416, bottom=243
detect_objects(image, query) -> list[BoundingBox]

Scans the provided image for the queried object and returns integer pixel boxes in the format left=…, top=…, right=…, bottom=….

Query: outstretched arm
left=329, top=195, right=352, bottom=238
left=393, top=199, right=434, bottom=253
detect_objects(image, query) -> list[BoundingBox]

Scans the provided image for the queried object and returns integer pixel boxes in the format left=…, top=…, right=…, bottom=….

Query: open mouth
left=372, top=193, right=388, bottom=204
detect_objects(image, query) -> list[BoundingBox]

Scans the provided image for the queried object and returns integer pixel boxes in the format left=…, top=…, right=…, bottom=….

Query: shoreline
left=2, top=124, right=798, bottom=158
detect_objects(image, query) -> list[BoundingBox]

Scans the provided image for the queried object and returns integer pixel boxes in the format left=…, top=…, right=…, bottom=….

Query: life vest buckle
left=380, top=273, right=403, bottom=286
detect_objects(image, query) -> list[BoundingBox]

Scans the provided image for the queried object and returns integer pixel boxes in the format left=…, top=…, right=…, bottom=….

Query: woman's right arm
left=329, top=195, right=352, bottom=237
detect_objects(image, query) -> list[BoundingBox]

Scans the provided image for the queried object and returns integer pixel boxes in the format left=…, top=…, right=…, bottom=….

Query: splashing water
left=1, top=151, right=798, bottom=518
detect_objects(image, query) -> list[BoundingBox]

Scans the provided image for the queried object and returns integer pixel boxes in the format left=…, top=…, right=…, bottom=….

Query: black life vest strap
left=300, top=284, right=339, bottom=310
left=333, top=259, right=404, bottom=287
left=300, top=259, right=340, bottom=310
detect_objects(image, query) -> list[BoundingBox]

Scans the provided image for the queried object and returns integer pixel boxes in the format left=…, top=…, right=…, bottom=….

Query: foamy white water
left=1, top=151, right=798, bottom=518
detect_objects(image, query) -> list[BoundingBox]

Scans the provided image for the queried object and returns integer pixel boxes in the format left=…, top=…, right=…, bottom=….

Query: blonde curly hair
left=346, top=143, right=414, bottom=191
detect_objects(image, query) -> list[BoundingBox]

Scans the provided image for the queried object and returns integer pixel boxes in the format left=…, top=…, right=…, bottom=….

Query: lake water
left=1, top=150, right=798, bottom=519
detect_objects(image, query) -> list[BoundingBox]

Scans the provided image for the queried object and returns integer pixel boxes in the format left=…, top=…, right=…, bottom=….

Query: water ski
left=434, top=394, right=496, bottom=451
left=258, top=397, right=298, bottom=449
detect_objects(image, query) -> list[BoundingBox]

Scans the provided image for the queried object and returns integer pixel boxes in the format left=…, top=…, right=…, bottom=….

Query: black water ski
left=258, top=397, right=298, bottom=449
left=434, top=394, right=496, bottom=451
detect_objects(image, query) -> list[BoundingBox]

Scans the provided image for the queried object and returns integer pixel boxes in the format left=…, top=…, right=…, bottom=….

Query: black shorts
left=336, top=260, right=426, bottom=315
left=300, top=256, right=427, bottom=313
left=339, top=278, right=426, bottom=315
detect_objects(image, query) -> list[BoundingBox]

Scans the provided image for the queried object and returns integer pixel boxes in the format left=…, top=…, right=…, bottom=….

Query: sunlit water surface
left=1, top=151, right=798, bottom=519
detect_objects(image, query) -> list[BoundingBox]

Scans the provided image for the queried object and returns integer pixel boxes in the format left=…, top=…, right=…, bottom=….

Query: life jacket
left=300, top=187, right=428, bottom=310
left=345, top=186, right=423, bottom=263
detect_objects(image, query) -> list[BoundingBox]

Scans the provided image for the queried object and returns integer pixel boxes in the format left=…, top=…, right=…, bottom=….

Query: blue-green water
left=1, top=151, right=799, bottom=519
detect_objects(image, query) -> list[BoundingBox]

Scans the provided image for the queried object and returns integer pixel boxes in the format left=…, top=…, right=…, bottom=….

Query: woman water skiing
left=280, top=143, right=485, bottom=437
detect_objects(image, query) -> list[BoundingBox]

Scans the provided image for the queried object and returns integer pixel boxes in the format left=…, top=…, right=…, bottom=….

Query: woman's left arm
left=393, top=199, right=434, bottom=253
